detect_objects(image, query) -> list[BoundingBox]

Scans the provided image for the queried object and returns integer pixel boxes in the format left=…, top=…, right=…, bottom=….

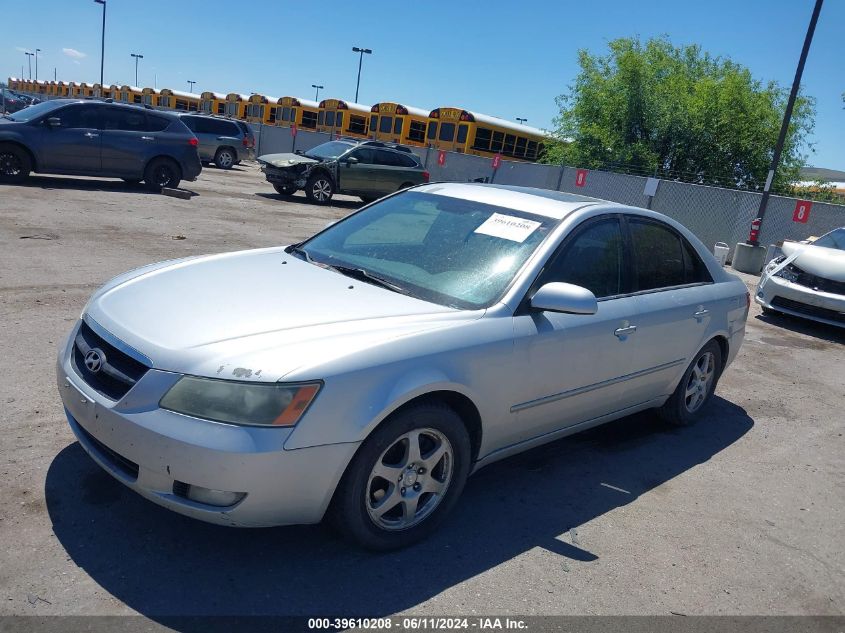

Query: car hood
left=782, top=241, right=845, bottom=282
left=85, top=247, right=479, bottom=381
left=257, top=153, right=319, bottom=168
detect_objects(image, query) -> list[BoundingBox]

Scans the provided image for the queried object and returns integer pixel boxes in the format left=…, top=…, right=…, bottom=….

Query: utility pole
left=312, top=83, right=323, bottom=101
left=351, top=46, right=372, bottom=103
left=130, top=53, right=143, bottom=86
left=516, top=117, right=527, bottom=125
left=25, top=52, right=33, bottom=79
left=752, top=0, right=824, bottom=244
left=94, top=0, right=106, bottom=88
left=187, top=80, right=196, bottom=92
left=35, top=48, right=41, bottom=81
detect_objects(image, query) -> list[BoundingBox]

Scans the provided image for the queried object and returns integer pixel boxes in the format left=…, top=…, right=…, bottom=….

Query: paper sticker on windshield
left=474, top=213, right=541, bottom=243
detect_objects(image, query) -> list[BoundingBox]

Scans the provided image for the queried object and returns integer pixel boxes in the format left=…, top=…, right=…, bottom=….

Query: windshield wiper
left=328, top=265, right=411, bottom=295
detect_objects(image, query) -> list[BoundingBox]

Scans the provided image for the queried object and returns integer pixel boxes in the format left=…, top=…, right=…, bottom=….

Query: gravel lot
left=0, top=165, right=842, bottom=623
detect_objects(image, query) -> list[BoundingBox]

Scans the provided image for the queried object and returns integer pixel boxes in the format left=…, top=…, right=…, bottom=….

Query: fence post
left=556, top=164, right=566, bottom=191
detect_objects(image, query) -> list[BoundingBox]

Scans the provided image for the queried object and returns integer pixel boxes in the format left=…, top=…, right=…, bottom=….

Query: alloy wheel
left=312, top=179, right=331, bottom=202
left=684, top=351, right=715, bottom=413
left=217, top=151, right=233, bottom=168
left=365, top=428, right=454, bottom=531
left=0, top=152, right=22, bottom=176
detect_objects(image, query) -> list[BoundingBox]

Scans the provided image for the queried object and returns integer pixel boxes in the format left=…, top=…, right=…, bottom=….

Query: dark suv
left=258, top=139, right=429, bottom=204
left=0, top=99, right=201, bottom=189
left=177, top=113, right=255, bottom=169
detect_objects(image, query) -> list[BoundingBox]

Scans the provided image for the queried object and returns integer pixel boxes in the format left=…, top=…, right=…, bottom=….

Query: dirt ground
left=0, top=164, right=842, bottom=623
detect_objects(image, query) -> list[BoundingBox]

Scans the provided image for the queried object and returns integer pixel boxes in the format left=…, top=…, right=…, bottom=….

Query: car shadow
left=46, top=397, right=752, bottom=623
left=755, top=312, right=845, bottom=345
left=21, top=175, right=157, bottom=195
left=254, top=192, right=363, bottom=210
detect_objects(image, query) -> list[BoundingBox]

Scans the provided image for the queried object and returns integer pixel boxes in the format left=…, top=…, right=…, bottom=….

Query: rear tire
left=659, top=340, right=722, bottom=426
left=214, top=147, right=236, bottom=170
left=0, top=143, right=31, bottom=184
left=330, top=402, right=471, bottom=550
left=273, top=183, right=297, bottom=196
left=144, top=157, right=182, bottom=190
left=305, top=172, right=334, bottom=205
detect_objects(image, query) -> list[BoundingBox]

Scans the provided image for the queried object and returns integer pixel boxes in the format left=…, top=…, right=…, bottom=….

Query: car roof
left=414, top=182, right=602, bottom=220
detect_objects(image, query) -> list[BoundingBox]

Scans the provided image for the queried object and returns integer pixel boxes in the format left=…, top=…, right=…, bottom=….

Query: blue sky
left=3, top=0, right=843, bottom=169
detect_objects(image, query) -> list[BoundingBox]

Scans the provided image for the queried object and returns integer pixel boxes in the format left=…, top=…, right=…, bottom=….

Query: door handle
left=614, top=325, right=637, bottom=338
left=693, top=308, right=710, bottom=321
left=140, top=136, right=155, bottom=141
left=83, top=132, right=99, bottom=138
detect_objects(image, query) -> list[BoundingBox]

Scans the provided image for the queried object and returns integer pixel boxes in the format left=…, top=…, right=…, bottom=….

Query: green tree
left=545, top=36, right=815, bottom=192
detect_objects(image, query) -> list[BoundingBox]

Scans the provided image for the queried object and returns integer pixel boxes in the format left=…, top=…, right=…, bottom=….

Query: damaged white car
left=756, top=227, right=845, bottom=328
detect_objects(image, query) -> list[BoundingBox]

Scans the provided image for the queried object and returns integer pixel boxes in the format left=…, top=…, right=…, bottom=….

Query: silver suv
left=177, top=114, right=255, bottom=169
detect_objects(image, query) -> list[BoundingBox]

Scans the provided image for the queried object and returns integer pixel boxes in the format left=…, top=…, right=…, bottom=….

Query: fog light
left=181, top=483, right=246, bottom=507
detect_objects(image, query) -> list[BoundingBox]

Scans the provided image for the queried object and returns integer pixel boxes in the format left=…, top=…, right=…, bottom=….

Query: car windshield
left=296, top=191, right=557, bottom=309
left=3, top=99, right=67, bottom=122
left=304, top=141, right=354, bottom=161
left=811, top=228, right=845, bottom=252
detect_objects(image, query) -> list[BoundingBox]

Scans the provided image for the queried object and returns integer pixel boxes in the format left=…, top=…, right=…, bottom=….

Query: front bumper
left=56, top=324, right=359, bottom=527
left=755, top=274, right=845, bottom=328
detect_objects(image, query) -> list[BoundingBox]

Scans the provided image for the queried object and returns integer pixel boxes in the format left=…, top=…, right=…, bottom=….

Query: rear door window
left=102, top=108, right=147, bottom=131
left=629, top=219, right=687, bottom=291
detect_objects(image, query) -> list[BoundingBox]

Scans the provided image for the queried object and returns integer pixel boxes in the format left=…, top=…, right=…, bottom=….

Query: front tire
left=331, top=402, right=471, bottom=550
left=0, top=143, right=31, bottom=184
left=659, top=340, right=722, bottom=426
left=144, top=157, right=182, bottom=190
left=305, top=172, right=334, bottom=205
left=214, top=147, right=236, bottom=170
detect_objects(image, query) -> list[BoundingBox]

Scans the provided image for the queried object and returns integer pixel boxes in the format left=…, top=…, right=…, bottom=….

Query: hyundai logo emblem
left=84, top=348, right=105, bottom=374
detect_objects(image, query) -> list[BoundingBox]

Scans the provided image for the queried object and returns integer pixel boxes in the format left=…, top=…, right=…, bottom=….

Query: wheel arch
left=144, top=154, right=182, bottom=176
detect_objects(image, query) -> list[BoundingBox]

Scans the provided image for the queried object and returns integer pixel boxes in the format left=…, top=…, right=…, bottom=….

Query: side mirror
left=46, top=117, right=61, bottom=127
left=294, top=149, right=304, bottom=155
left=530, top=282, right=598, bottom=315
left=345, top=156, right=359, bottom=165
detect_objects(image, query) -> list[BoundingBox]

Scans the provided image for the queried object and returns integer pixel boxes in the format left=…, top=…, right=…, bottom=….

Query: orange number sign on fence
left=793, top=200, right=812, bottom=224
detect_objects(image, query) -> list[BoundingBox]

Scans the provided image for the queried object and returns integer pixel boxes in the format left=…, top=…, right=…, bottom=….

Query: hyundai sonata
left=57, top=184, right=749, bottom=549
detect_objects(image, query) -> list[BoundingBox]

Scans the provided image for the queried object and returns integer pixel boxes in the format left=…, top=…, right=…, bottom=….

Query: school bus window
left=515, top=136, right=527, bottom=157
left=318, top=111, right=325, bottom=126
left=408, top=121, right=426, bottom=143
left=349, top=115, right=367, bottom=135
left=269, top=107, right=278, bottom=123
left=491, top=130, right=504, bottom=152
left=393, top=117, right=403, bottom=135
left=336, top=112, right=343, bottom=129
left=439, top=122, right=455, bottom=142
left=325, top=111, right=335, bottom=127
left=280, top=106, right=290, bottom=122
left=370, top=114, right=377, bottom=132
left=217, top=103, right=225, bottom=115
left=526, top=140, right=538, bottom=159
left=133, top=95, right=142, bottom=104
left=457, top=124, right=468, bottom=144
left=291, top=107, right=297, bottom=122
left=504, top=134, right=516, bottom=155
left=427, top=121, right=437, bottom=141
left=473, top=127, right=492, bottom=151
left=379, top=116, right=393, bottom=134
left=301, top=110, right=318, bottom=129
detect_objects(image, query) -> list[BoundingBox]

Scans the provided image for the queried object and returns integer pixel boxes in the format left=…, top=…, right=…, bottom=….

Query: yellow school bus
left=246, top=94, right=281, bottom=124
left=79, top=83, right=97, bottom=98
left=428, top=107, right=546, bottom=161
left=55, top=81, right=69, bottom=96
left=141, top=87, right=158, bottom=106
left=8, top=77, right=21, bottom=91
left=158, top=88, right=199, bottom=111
left=275, top=96, right=320, bottom=130
left=370, top=102, right=430, bottom=147
left=116, top=85, right=143, bottom=104
left=317, top=99, right=370, bottom=138
left=224, top=93, right=249, bottom=119
left=200, top=91, right=226, bottom=115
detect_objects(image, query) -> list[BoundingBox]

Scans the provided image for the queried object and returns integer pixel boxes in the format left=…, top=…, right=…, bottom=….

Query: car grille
left=791, top=267, right=845, bottom=296
left=72, top=320, right=150, bottom=401
left=75, top=419, right=140, bottom=480
left=771, top=296, right=845, bottom=325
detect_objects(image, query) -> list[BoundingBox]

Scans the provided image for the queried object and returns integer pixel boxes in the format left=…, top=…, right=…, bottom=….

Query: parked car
left=0, top=99, right=201, bottom=189
left=258, top=139, right=429, bottom=204
left=1, top=88, right=27, bottom=114
left=57, top=184, right=748, bottom=549
left=177, top=113, right=254, bottom=169
left=756, top=227, right=845, bottom=328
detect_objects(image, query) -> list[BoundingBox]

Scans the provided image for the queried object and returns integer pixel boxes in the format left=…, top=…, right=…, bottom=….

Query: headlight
left=160, top=377, right=321, bottom=427
left=774, top=263, right=801, bottom=283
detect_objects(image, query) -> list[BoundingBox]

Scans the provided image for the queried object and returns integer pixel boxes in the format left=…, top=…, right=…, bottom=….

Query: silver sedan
left=57, top=183, right=749, bottom=549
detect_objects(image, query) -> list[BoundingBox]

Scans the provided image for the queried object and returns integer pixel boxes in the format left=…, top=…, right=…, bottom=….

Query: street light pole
left=94, top=0, right=106, bottom=88
left=35, top=48, right=41, bottom=81
left=752, top=0, right=824, bottom=245
left=351, top=46, right=372, bottom=103
left=187, top=80, right=196, bottom=92
left=516, top=117, right=527, bottom=125
left=25, top=52, right=33, bottom=80
left=312, top=84, right=324, bottom=101
left=130, top=53, right=143, bottom=86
